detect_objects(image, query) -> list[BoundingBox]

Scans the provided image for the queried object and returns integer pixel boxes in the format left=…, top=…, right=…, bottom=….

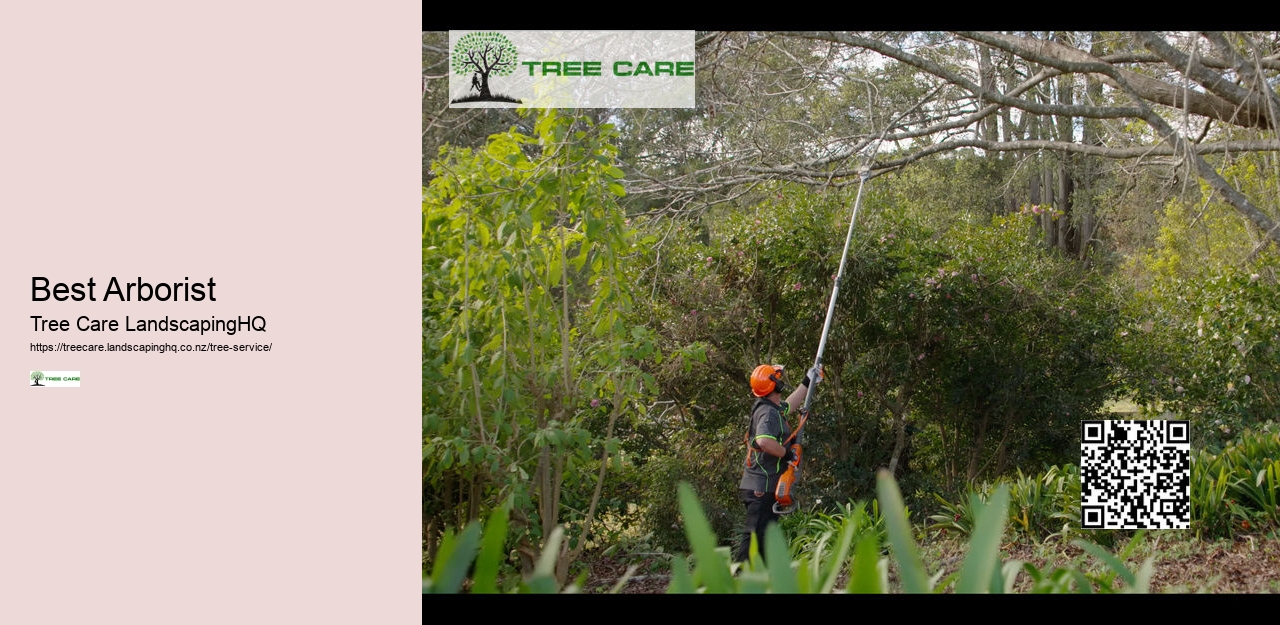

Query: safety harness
left=741, top=397, right=810, bottom=514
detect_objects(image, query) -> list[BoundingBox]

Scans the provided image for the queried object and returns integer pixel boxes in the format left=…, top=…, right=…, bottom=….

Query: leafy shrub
left=1190, top=423, right=1280, bottom=538
left=928, top=427, right=1280, bottom=544
left=1117, top=255, right=1280, bottom=449
left=783, top=499, right=887, bottom=561
left=637, top=436, right=741, bottom=552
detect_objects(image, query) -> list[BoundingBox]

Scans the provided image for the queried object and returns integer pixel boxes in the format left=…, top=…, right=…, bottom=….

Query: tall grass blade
left=667, top=555, right=696, bottom=594
left=472, top=506, right=509, bottom=594
left=427, top=521, right=481, bottom=594
left=876, top=469, right=931, bottom=593
left=999, top=560, right=1023, bottom=593
left=1072, top=539, right=1136, bottom=588
left=819, top=521, right=856, bottom=594
left=677, top=482, right=734, bottom=592
left=519, top=526, right=563, bottom=594
left=958, top=484, right=1009, bottom=593
left=764, top=522, right=797, bottom=593
left=609, top=565, right=638, bottom=594
left=847, top=533, right=883, bottom=594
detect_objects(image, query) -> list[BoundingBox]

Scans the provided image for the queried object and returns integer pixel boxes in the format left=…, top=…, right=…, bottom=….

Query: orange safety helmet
left=749, top=364, right=786, bottom=397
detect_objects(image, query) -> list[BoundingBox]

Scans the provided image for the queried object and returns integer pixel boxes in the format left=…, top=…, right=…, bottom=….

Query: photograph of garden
left=422, top=31, right=1280, bottom=593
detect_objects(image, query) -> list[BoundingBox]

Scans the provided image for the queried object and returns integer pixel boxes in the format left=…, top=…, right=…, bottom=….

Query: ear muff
left=769, top=369, right=790, bottom=396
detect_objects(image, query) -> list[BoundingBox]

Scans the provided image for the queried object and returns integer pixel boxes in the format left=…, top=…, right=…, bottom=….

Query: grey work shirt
left=738, top=397, right=792, bottom=493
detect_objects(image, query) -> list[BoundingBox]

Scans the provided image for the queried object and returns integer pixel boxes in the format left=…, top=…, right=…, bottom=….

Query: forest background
left=422, top=31, right=1280, bottom=593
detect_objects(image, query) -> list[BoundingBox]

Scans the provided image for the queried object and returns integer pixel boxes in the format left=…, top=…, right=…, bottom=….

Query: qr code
left=1080, top=420, right=1190, bottom=529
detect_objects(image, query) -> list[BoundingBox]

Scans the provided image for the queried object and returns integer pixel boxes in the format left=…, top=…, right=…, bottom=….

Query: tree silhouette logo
left=30, top=371, right=45, bottom=386
left=450, top=31, right=522, bottom=104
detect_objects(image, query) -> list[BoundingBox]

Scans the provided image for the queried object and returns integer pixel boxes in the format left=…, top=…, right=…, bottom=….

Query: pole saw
left=773, top=165, right=873, bottom=515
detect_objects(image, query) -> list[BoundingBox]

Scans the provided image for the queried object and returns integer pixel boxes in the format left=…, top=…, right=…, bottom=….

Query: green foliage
left=1189, top=423, right=1280, bottom=538
left=927, top=429, right=1280, bottom=545
left=887, top=211, right=1118, bottom=486
left=667, top=471, right=1152, bottom=593
left=423, top=506, right=595, bottom=594
left=626, top=183, right=1122, bottom=527
left=784, top=499, right=886, bottom=561
left=423, top=109, right=658, bottom=577
left=1133, top=153, right=1280, bottom=283
left=423, top=517, right=481, bottom=594
left=637, top=444, right=739, bottom=552
left=1116, top=264, right=1280, bottom=447
left=1008, top=465, right=1079, bottom=540
left=1117, top=151, right=1280, bottom=447
left=879, top=150, right=1014, bottom=221
left=1071, top=532, right=1155, bottom=593
left=929, top=464, right=1111, bottom=545
left=424, top=472, right=1159, bottom=594
left=814, top=205, right=1119, bottom=496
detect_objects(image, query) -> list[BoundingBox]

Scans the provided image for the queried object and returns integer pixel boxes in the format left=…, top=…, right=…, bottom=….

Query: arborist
left=734, top=363, right=821, bottom=563
left=730, top=165, right=875, bottom=565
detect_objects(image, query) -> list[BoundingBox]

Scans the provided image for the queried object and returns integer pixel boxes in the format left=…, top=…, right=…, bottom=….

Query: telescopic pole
left=772, top=166, right=872, bottom=515
left=801, top=165, right=871, bottom=417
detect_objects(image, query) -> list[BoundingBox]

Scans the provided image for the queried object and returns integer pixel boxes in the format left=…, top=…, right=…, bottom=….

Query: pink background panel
left=0, top=3, right=422, bottom=623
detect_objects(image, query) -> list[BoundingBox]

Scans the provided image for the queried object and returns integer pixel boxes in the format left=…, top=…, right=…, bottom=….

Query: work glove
left=781, top=444, right=798, bottom=466
left=803, top=364, right=824, bottom=388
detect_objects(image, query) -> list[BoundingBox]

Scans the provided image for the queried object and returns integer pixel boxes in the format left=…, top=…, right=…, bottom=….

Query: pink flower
left=793, top=283, right=802, bottom=291
left=917, top=353, right=925, bottom=361
left=590, top=399, right=600, bottom=408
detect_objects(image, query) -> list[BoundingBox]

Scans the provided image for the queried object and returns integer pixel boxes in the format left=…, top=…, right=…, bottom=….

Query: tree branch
left=957, top=31, right=1272, bottom=129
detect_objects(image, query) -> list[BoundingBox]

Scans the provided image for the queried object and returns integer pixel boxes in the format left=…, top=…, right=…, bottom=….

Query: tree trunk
left=443, top=473, right=457, bottom=527
left=966, top=410, right=990, bottom=482
left=1052, top=38, right=1077, bottom=257
left=1058, top=153, right=1074, bottom=253
left=979, top=44, right=999, bottom=143
left=424, top=516, right=438, bottom=564
left=468, top=476, right=481, bottom=522
left=1077, top=33, right=1106, bottom=263
left=1042, top=167, right=1056, bottom=249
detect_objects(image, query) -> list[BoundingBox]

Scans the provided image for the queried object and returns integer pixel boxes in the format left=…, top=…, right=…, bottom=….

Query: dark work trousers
left=733, top=488, right=780, bottom=563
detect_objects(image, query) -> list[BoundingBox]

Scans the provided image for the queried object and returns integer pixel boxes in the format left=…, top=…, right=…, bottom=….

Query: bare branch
left=794, top=31, right=1145, bottom=120
left=957, top=31, right=1273, bottom=129
left=1135, top=31, right=1272, bottom=126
